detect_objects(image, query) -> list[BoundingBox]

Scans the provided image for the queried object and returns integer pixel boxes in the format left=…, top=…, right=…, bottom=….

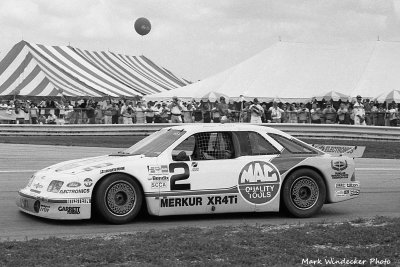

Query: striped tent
left=0, top=41, right=189, bottom=98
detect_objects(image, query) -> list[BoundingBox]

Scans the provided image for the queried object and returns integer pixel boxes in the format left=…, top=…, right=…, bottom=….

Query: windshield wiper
left=109, top=151, right=132, bottom=156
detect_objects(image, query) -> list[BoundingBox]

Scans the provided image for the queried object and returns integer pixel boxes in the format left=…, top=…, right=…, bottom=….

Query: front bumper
left=16, top=191, right=91, bottom=220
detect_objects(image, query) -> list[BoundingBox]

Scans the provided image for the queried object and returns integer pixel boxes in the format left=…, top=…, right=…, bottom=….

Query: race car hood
left=40, top=153, right=146, bottom=176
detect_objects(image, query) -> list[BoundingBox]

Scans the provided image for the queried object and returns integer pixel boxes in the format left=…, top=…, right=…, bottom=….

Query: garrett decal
left=100, top=167, right=125, bottom=174
left=59, top=189, right=90, bottom=194
left=84, top=178, right=93, bottom=187
left=148, top=165, right=169, bottom=175
left=58, top=206, right=80, bottom=214
left=151, top=175, right=169, bottom=189
left=238, top=161, right=281, bottom=205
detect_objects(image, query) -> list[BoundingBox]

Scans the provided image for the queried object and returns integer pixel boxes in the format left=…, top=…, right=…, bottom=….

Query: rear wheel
left=94, top=174, right=142, bottom=224
left=282, top=169, right=326, bottom=218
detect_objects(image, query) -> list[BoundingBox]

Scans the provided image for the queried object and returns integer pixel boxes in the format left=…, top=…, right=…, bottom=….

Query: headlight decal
left=47, top=180, right=64, bottom=193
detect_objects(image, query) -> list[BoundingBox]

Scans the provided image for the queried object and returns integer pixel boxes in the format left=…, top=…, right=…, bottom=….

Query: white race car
left=17, top=124, right=360, bottom=224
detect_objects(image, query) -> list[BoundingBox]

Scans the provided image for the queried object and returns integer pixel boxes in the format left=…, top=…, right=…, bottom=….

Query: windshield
left=118, top=129, right=186, bottom=157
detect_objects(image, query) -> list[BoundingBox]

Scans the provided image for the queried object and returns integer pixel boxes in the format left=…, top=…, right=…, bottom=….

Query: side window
left=234, top=131, right=278, bottom=156
left=269, top=133, right=317, bottom=154
left=192, top=132, right=234, bottom=160
left=248, top=132, right=279, bottom=155
left=172, top=135, right=195, bottom=161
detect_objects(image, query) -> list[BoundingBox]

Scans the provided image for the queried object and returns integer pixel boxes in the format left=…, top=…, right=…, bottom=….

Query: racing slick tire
left=94, top=174, right=143, bottom=224
left=281, top=168, right=326, bottom=218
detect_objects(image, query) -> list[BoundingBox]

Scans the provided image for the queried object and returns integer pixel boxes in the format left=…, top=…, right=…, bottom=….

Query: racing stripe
left=145, top=186, right=238, bottom=198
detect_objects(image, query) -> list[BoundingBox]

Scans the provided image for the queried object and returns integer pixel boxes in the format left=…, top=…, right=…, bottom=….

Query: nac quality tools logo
left=238, top=161, right=281, bottom=205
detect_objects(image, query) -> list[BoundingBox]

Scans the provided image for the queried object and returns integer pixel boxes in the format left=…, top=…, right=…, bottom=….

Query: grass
left=1, top=136, right=399, bottom=159
left=0, top=216, right=399, bottom=266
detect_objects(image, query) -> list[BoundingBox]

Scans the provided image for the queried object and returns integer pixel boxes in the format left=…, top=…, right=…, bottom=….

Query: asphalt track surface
left=0, top=143, right=399, bottom=241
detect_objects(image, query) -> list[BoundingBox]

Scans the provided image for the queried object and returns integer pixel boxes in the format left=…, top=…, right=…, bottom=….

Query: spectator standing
left=388, top=103, right=398, bottom=126
left=287, top=104, right=298, bottom=123
left=376, top=104, right=386, bottom=126
left=364, top=99, right=372, bottom=125
left=281, top=104, right=288, bottom=123
left=86, top=100, right=96, bottom=124
left=183, top=103, right=194, bottom=123
left=153, top=103, right=162, bottom=123
left=337, top=103, right=348, bottom=124
left=111, top=103, right=119, bottom=124
left=135, top=101, right=146, bottom=123
left=269, top=101, right=283, bottom=123
left=202, top=102, right=212, bottom=123
left=371, top=103, right=378, bottom=125
left=121, top=105, right=134, bottom=124
left=160, top=102, right=170, bottom=123
left=95, top=104, right=103, bottom=124
left=104, top=100, right=113, bottom=124
left=169, top=96, right=183, bottom=123
left=145, top=102, right=155, bottom=123
left=192, top=101, right=203, bottom=123
left=323, top=103, right=337, bottom=124
left=297, top=103, right=310, bottom=123
left=249, top=98, right=264, bottom=123
left=310, top=103, right=322, bottom=124
left=30, top=103, right=39, bottom=124
left=353, top=95, right=366, bottom=125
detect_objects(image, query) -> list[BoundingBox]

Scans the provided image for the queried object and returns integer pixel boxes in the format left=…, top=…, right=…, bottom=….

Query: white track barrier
left=0, top=124, right=399, bottom=141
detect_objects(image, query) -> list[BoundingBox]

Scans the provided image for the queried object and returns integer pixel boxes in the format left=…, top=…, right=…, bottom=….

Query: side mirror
left=176, top=151, right=189, bottom=161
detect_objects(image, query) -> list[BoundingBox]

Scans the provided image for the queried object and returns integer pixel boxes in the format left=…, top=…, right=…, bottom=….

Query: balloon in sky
left=134, top=17, right=151, bottom=36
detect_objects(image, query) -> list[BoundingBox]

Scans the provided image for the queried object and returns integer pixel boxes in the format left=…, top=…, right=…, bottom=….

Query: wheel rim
left=105, top=181, right=136, bottom=216
left=290, top=176, right=319, bottom=210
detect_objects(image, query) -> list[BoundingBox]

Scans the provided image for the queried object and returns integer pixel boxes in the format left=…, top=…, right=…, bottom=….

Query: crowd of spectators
left=0, top=95, right=399, bottom=127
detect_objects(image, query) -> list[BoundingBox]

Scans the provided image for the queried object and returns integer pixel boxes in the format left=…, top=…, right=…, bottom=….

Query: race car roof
left=167, top=123, right=289, bottom=137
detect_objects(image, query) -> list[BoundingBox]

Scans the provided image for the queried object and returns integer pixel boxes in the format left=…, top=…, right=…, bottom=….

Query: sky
left=1, top=0, right=400, bottom=82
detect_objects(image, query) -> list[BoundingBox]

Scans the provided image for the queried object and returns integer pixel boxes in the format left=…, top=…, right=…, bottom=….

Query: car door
left=157, top=131, right=256, bottom=216
left=232, top=131, right=283, bottom=212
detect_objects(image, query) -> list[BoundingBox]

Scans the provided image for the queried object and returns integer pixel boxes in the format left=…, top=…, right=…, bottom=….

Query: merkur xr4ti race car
left=17, top=124, right=360, bottom=224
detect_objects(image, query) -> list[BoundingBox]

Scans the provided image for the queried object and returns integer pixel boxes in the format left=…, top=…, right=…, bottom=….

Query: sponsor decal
left=335, top=183, right=360, bottom=189
left=32, top=183, right=43, bottom=189
left=66, top=182, right=81, bottom=188
left=150, top=175, right=169, bottom=189
left=160, top=195, right=238, bottom=207
left=66, top=198, right=91, bottom=204
left=59, top=189, right=90, bottom=194
left=100, top=167, right=125, bottom=174
left=335, top=190, right=349, bottom=197
left=331, top=160, right=349, bottom=179
left=58, top=206, right=81, bottom=214
left=191, top=162, right=199, bottom=172
left=331, top=160, right=348, bottom=171
left=148, top=165, right=169, bottom=175
left=39, top=204, right=50, bottom=213
left=30, top=189, right=41, bottom=194
left=238, top=161, right=281, bottom=205
left=350, top=189, right=360, bottom=196
left=151, top=181, right=168, bottom=189
left=84, top=178, right=93, bottom=187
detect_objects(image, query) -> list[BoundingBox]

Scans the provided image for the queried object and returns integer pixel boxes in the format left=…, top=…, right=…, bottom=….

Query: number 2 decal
left=169, top=163, right=190, bottom=190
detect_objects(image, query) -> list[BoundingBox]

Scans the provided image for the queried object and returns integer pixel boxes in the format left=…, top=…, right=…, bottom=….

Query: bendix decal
left=238, top=161, right=281, bottom=205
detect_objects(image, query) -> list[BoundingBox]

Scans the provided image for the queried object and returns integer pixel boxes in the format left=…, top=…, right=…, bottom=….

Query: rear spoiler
left=311, top=144, right=365, bottom=158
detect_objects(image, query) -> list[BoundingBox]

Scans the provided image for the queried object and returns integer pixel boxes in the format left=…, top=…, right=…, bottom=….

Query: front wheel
left=282, top=169, right=326, bottom=218
left=94, top=174, right=143, bottom=224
